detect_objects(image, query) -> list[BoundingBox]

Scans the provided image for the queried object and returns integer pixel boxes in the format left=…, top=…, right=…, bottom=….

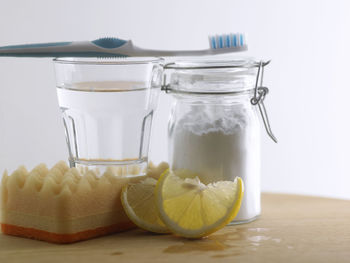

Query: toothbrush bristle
left=209, top=33, right=247, bottom=49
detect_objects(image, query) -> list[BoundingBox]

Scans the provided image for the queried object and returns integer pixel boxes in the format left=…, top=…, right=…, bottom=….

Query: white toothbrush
left=0, top=33, right=247, bottom=57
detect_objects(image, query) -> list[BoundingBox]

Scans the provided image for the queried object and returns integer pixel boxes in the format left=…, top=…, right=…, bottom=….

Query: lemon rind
left=121, top=184, right=170, bottom=234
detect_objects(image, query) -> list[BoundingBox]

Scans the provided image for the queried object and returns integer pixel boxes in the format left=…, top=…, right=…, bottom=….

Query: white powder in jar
left=169, top=104, right=261, bottom=222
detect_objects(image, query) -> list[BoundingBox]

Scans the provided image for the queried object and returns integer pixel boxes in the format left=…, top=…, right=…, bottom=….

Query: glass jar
left=162, top=58, right=275, bottom=224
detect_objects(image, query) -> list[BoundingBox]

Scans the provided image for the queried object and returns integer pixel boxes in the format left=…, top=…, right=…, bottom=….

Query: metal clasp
left=251, top=61, right=278, bottom=143
left=161, top=74, right=171, bottom=93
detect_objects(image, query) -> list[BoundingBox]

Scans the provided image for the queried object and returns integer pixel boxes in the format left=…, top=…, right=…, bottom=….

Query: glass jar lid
left=164, top=57, right=269, bottom=94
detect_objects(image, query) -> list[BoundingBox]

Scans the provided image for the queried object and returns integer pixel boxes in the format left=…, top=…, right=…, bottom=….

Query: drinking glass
left=53, top=57, right=163, bottom=176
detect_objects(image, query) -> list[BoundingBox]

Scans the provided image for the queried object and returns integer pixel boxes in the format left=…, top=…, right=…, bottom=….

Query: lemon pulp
left=121, top=177, right=169, bottom=233
left=155, top=170, right=244, bottom=238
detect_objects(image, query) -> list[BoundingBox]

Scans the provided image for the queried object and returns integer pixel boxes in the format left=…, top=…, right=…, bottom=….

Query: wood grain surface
left=1, top=193, right=350, bottom=263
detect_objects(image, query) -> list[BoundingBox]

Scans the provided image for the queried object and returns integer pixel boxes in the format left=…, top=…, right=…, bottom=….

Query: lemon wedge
left=121, top=177, right=170, bottom=233
left=155, top=170, right=244, bottom=238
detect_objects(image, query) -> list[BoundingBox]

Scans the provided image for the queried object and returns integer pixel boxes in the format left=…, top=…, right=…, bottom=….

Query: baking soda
left=169, top=104, right=261, bottom=222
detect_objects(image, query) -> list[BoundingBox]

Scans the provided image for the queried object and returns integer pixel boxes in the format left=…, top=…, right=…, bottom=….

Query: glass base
left=228, top=214, right=260, bottom=225
left=69, top=158, right=148, bottom=177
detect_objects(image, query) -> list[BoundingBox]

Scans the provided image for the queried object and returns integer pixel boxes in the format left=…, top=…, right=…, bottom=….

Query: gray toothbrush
left=0, top=33, right=247, bottom=57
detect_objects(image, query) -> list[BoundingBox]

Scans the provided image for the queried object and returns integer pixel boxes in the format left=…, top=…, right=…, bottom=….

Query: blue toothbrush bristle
left=211, top=36, right=217, bottom=49
left=219, top=35, right=223, bottom=48
left=209, top=33, right=246, bottom=49
left=233, top=34, right=237, bottom=47
left=225, top=34, right=230, bottom=47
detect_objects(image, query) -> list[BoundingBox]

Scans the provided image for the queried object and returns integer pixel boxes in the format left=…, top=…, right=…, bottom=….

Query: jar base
left=228, top=214, right=260, bottom=225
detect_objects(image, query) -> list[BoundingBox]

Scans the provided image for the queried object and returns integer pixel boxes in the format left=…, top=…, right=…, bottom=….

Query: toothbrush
left=0, top=33, right=247, bottom=58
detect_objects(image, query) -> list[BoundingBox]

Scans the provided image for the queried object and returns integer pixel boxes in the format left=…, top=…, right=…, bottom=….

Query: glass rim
left=53, top=57, right=164, bottom=66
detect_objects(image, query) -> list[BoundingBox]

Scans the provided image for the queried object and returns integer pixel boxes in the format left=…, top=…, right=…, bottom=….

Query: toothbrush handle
left=0, top=39, right=128, bottom=57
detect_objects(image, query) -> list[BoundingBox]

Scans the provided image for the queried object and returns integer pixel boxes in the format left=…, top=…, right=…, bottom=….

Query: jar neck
left=170, top=89, right=255, bottom=105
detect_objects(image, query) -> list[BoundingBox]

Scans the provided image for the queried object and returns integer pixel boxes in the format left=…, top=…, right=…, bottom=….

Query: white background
left=0, top=0, right=349, bottom=199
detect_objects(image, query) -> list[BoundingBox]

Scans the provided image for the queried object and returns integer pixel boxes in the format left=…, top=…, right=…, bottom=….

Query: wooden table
left=1, top=193, right=349, bottom=263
